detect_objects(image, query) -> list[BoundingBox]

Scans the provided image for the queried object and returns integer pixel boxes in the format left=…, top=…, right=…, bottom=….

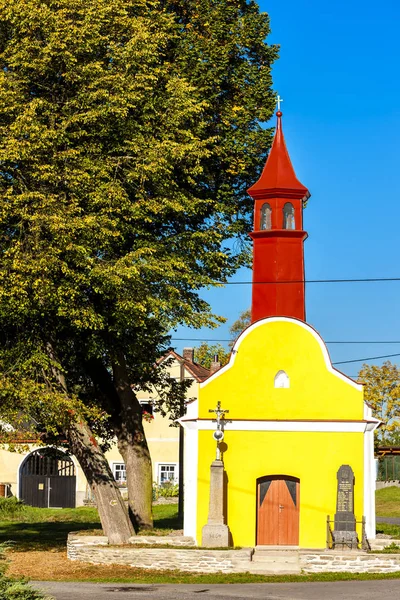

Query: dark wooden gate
left=20, top=449, right=76, bottom=508
left=257, top=475, right=300, bottom=545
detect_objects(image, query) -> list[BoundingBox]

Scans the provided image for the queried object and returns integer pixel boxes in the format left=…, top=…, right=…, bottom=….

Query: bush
left=0, top=544, right=52, bottom=599
left=0, top=499, right=26, bottom=520
left=153, top=482, right=179, bottom=499
left=381, top=542, right=400, bottom=553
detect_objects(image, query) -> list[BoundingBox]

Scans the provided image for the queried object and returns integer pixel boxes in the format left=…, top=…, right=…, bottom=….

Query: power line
left=171, top=338, right=400, bottom=344
left=221, top=277, right=400, bottom=285
left=333, top=353, right=400, bottom=366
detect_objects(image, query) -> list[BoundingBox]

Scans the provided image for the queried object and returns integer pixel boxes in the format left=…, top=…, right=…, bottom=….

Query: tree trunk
left=46, top=342, right=134, bottom=544
left=67, top=419, right=135, bottom=544
left=113, top=353, right=153, bottom=530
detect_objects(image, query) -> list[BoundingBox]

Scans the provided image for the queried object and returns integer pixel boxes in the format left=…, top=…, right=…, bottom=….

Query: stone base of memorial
left=332, top=530, right=359, bottom=549
left=201, top=459, right=231, bottom=548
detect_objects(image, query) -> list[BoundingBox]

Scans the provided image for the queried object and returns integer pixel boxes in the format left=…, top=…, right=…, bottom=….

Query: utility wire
left=333, top=353, right=400, bottom=365
left=171, top=338, right=400, bottom=344
left=220, top=277, right=400, bottom=285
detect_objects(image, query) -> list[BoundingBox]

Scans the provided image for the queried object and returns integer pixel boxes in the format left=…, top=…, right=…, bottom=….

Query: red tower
left=248, top=110, right=310, bottom=323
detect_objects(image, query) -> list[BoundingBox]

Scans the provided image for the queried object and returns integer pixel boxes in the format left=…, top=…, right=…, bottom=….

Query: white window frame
left=112, top=462, right=127, bottom=484
left=156, top=462, right=178, bottom=485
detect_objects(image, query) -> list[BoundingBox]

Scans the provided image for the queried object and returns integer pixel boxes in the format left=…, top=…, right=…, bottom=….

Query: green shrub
left=158, top=482, right=179, bottom=498
left=0, top=499, right=27, bottom=519
left=381, top=542, right=400, bottom=553
left=152, top=482, right=179, bottom=500
left=0, top=543, right=52, bottom=599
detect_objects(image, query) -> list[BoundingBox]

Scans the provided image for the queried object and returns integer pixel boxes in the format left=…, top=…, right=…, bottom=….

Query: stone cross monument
left=201, top=401, right=231, bottom=548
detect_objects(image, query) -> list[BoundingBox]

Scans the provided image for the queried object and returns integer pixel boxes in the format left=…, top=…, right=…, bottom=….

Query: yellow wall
left=199, top=320, right=363, bottom=421
left=196, top=319, right=365, bottom=548
left=136, top=359, right=200, bottom=483
left=0, top=449, right=25, bottom=495
left=197, top=430, right=364, bottom=547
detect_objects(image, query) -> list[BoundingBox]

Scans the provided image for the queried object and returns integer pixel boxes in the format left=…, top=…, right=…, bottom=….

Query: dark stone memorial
left=333, top=465, right=358, bottom=549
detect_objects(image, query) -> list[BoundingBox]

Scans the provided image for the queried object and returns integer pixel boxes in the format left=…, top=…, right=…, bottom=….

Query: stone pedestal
left=202, top=459, right=231, bottom=547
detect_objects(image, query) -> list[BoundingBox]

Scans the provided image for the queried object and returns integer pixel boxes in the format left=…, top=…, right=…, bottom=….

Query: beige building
left=0, top=348, right=210, bottom=507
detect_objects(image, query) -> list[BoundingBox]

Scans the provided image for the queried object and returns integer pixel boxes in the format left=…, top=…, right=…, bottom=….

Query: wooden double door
left=257, top=476, right=300, bottom=545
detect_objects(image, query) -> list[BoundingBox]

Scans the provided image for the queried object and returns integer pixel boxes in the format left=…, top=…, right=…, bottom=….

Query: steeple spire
left=248, top=111, right=310, bottom=201
left=248, top=109, right=311, bottom=324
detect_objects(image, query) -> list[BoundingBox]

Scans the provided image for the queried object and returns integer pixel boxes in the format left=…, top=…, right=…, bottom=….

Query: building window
left=140, top=401, right=154, bottom=423
left=113, top=463, right=127, bottom=484
left=158, top=464, right=177, bottom=485
left=283, top=203, right=295, bottom=229
left=260, top=203, right=272, bottom=230
left=274, top=370, right=290, bottom=388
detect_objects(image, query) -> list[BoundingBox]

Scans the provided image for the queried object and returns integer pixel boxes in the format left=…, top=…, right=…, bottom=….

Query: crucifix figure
left=202, top=399, right=232, bottom=547
left=209, top=401, right=229, bottom=460
left=277, top=94, right=283, bottom=111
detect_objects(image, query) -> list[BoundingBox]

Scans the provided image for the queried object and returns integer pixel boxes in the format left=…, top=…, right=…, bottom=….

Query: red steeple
left=248, top=111, right=309, bottom=201
left=248, top=110, right=311, bottom=323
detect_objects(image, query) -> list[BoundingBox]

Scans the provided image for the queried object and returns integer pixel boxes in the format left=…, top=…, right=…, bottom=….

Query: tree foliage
left=0, top=0, right=278, bottom=532
left=358, top=361, right=400, bottom=445
left=229, top=308, right=251, bottom=344
left=194, top=342, right=230, bottom=370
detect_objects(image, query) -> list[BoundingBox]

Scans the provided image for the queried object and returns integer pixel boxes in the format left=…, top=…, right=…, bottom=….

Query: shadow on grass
left=0, top=520, right=102, bottom=552
left=152, top=513, right=182, bottom=531
left=0, top=504, right=181, bottom=551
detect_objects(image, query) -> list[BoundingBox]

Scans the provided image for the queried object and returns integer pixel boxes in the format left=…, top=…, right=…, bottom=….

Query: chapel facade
left=181, top=110, right=378, bottom=549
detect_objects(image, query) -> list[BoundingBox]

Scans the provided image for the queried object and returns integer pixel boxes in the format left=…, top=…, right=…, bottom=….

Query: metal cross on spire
left=277, top=95, right=284, bottom=111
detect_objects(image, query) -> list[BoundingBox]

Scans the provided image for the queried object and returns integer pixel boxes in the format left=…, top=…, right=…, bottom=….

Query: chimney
left=210, top=354, right=221, bottom=375
left=183, top=347, right=194, bottom=363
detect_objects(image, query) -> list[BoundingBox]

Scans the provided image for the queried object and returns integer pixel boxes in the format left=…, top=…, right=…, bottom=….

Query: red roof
left=158, top=350, right=210, bottom=382
left=248, top=111, right=310, bottom=200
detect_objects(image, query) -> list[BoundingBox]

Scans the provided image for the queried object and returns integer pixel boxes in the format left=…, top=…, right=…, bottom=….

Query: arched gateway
left=19, top=448, right=76, bottom=508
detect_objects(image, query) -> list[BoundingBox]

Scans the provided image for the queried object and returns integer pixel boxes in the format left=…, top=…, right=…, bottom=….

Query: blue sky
left=172, top=0, right=400, bottom=378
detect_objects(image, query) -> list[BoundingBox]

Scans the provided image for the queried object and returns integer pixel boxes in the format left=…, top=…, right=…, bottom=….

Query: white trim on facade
left=201, top=317, right=363, bottom=392
left=183, top=426, right=198, bottom=540
left=146, top=438, right=180, bottom=443
left=363, top=404, right=379, bottom=538
left=180, top=419, right=380, bottom=434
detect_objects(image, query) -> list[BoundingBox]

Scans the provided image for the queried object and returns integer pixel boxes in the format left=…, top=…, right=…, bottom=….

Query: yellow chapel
left=181, top=110, right=379, bottom=549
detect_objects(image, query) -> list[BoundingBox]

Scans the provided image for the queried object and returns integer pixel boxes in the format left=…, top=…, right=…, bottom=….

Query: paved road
left=376, top=516, right=400, bottom=525
left=32, top=580, right=400, bottom=600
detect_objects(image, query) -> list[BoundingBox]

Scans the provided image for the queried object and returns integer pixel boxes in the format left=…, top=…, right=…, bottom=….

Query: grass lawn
left=0, top=504, right=180, bottom=552
left=376, top=486, right=400, bottom=518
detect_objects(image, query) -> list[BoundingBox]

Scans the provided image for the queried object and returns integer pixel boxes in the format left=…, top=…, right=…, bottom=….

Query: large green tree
left=0, top=0, right=278, bottom=539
